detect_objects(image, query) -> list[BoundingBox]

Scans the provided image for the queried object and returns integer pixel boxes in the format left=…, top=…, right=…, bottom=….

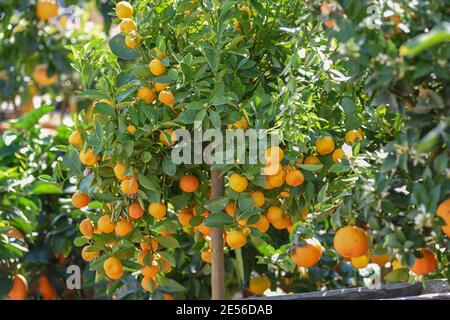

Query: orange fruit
left=154, top=82, right=169, bottom=92
left=179, top=174, right=199, bottom=193
left=32, top=64, right=57, bottom=86
left=303, top=155, right=321, bottom=165
left=225, top=201, right=236, bottom=217
left=201, top=250, right=212, bottom=264
left=149, top=58, right=166, bottom=76
left=249, top=191, right=265, bottom=208
left=97, top=215, right=115, bottom=234
left=81, top=245, right=99, bottom=262
left=227, top=117, right=249, bottom=130
left=7, top=275, right=28, bottom=300
left=197, top=223, right=211, bottom=236
left=272, top=214, right=290, bottom=230
left=141, top=261, right=159, bottom=278
left=116, top=1, right=133, bottom=19
left=72, top=192, right=90, bottom=209
left=159, top=129, right=176, bottom=146
left=226, top=230, right=247, bottom=249
left=392, top=259, right=405, bottom=270
left=315, top=136, right=335, bottom=155
left=137, top=86, right=156, bottom=104
left=163, top=293, right=175, bottom=300
left=127, top=125, right=136, bottom=135
left=229, top=173, right=248, bottom=192
left=79, top=219, right=94, bottom=237
left=148, top=202, right=167, bottom=220
left=370, top=253, right=391, bottom=267
left=250, top=215, right=269, bottom=233
left=158, top=90, right=174, bottom=106
left=266, top=206, right=283, bottom=224
left=68, top=131, right=82, bottom=147
left=103, top=256, right=124, bottom=280
left=113, top=163, right=129, bottom=181
left=267, top=168, right=285, bottom=188
left=120, top=175, right=139, bottom=195
left=332, top=148, right=345, bottom=163
left=248, top=275, right=271, bottom=296
left=178, top=208, right=193, bottom=226
left=137, top=250, right=150, bottom=265
left=351, top=254, right=370, bottom=269
left=38, top=276, right=57, bottom=300
left=115, top=218, right=133, bottom=237
left=264, top=146, right=284, bottom=164
left=141, top=277, right=158, bottom=292
left=292, top=239, right=322, bottom=268
left=324, top=19, right=335, bottom=28
left=285, top=170, right=304, bottom=187
left=140, top=236, right=159, bottom=252
left=125, top=33, right=142, bottom=49
left=151, top=47, right=166, bottom=59
left=437, top=198, right=450, bottom=237
left=128, top=203, right=144, bottom=220
left=263, top=162, right=281, bottom=175
left=79, top=148, right=99, bottom=166
left=36, top=0, right=58, bottom=21
left=333, top=226, right=368, bottom=258
left=345, top=129, right=364, bottom=145
left=411, top=248, right=437, bottom=276
left=119, top=18, right=137, bottom=33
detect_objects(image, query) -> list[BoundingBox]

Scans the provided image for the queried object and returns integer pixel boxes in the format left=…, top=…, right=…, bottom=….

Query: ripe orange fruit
left=137, top=86, right=156, bottom=104
left=292, top=239, right=322, bottom=268
left=178, top=208, right=193, bottom=226
left=332, top=148, right=345, bottom=163
left=324, top=19, right=335, bottom=28
left=149, top=58, right=166, bottom=76
left=227, top=117, right=249, bottom=130
left=159, top=129, right=176, bottom=146
left=141, top=261, right=159, bottom=278
left=266, top=206, right=283, bottom=224
left=148, top=202, right=167, bottom=220
left=137, top=250, right=150, bottom=265
left=163, top=293, right=175, bottom=300
left=97, top=215, right=115, bottom=234
left=79, top=219, right=94, bottom=237
left=197, top=223, right=211, bottom=236
left=225, top=201, right=236, bottom=217
left=141, top=277, right=158, bottom=292
left=437, top=198, right=450, bottom=237
left=249, top=191, right=265, bottom=208
left=351, top=254, right=369, bottom=269
left=103, top=257, right=124, bottom=280
left=315, top=136, right=335, bottom=155
left=251, top=214, right=270, bottom=233
left=32, top=64, right=57, bottom=86
left=68, top=131, right=82, bottom=147
left=38, top=276, right=57, bottom=300
left=411, top=248, right=437, bottom=275
left=392, top=259, right=405, bottom=270
left=79, top=148, right=99, bottom=166
left=272, top=214, right=290, bottom=230
left=113, top=163, right=129, bottom=181
left=36, top=0, right=58, bottom=21
left=119, top=18, right=137, bottom=33
left=263, top=162, right=281, bottom=175
left=72, top=192, right=90, bottom=209
left=7, top=275, right=28, bottom=300
left=345, top=129, right=364, bottom=144
left=154, top=82, right=169, bottom=92
left=81, top=245, right=99, bottom=262
left=201, top=250, right=212, bottom=264
left=333, top=226, right=368, bottom=258
left=229, top=173, right=248, bottom=192
left=285, top=170, right=304, bottom=187
left=303, top=155, right=321, bottom=165
left=370, top=253, right=391, bottom=267
left=121, top=175, right=139, bottom=195
left=140, top=236, right=159, bottom=252
left=264, top=146, right=284, bottom=164
left=128, top=203, right=144, bottom=220
left=125, top=33, right=142, bottom=49
left=158, top=90, right=174, bottom=106
left=267, top=168, right=285, bottom=188
left=116, top=1, right=133, bottom=19
left=226, top=230, right=247, bottom=249
left=151, top=47, right=166, bottom=59
left=127, top=125, right=137, bottom=134
left=248, top=275, right=271, bottom=296
left=115, top=218, right=133, bottom=237
left=179, top=174, right=199, bottom=193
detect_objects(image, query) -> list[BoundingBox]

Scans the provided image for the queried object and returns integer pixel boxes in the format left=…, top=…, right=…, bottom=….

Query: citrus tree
left=59, top=0, right=449, bottom=300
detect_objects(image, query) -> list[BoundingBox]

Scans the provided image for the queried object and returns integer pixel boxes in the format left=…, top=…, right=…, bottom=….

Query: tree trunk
left=210, top=169, right=225, bottom=300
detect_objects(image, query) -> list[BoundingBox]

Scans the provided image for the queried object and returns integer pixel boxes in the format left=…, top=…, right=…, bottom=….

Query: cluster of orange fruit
left=6, top=274, right=57, bottom=300
left=36, top=0, right=58, bottom=21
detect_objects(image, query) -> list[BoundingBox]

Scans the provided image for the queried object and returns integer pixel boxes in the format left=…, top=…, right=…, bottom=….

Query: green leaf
left=162, top=157, right=176, bottom=176
left=158, top=278, right=187, bottom=293
left=299, top=164, right=323, bottom=172
left=93, top=102, right=116, bottom=117
left=204, top=196, right=229, bottom=213
left=138, top=173, right=160, bottom=191
left=156, top=236, right=180, bottom=248
left=74, top=236, right=89, bottom=247
left=109, top=34, right=140, bottom=60
left=203, top=213, right=234, bottom=227
left=11, top=105, right=54, bottom=129
left=400, top=24, right=450, bottom=57
left=31, top=181, right=63, bottom=195
left=329, top=163, right=351, bottom=173
left=384, top=268, right=410, bottom=283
